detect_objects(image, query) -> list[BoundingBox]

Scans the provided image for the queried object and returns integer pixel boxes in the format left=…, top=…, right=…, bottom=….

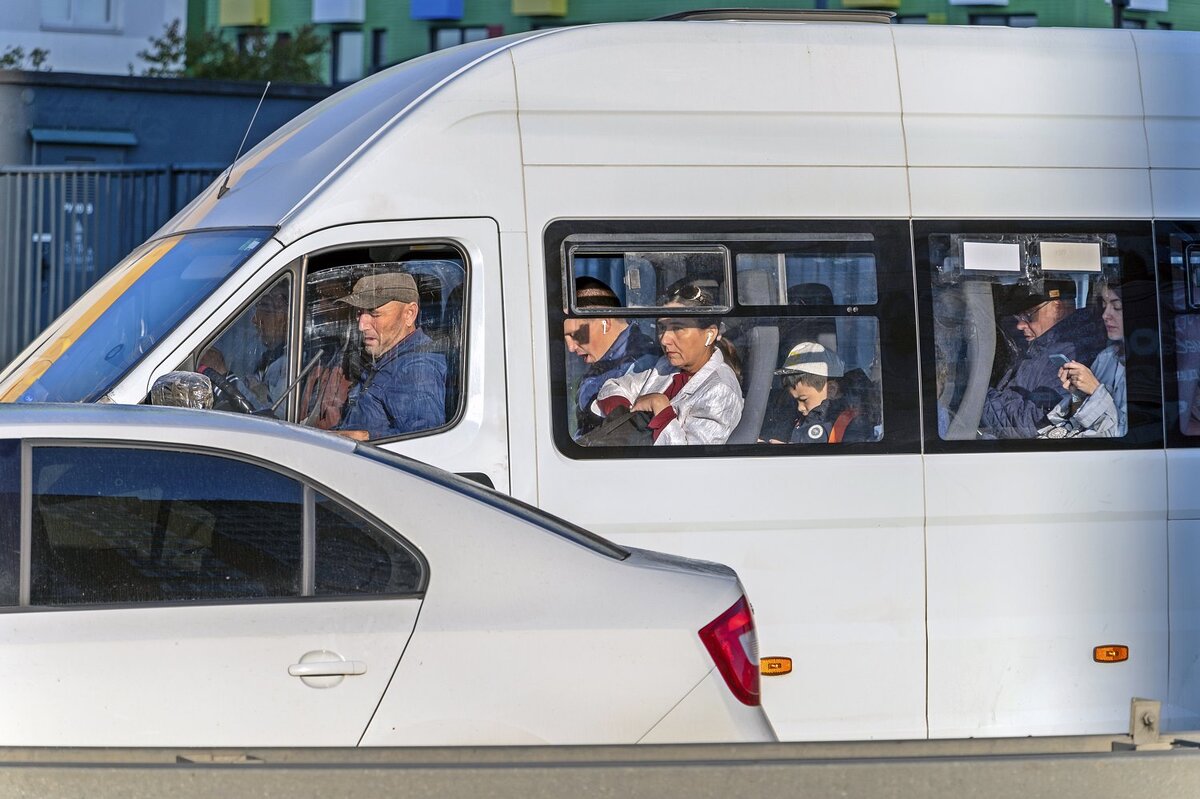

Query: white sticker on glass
left=962, top=241, right=1021, bottom=272
left=1040, top=241, right=1102, bottom=273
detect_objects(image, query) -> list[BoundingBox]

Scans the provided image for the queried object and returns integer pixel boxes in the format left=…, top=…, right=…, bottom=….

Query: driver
left=196, top=283, right=290, bottom=415
left=334, top=272, right=446, bottom=441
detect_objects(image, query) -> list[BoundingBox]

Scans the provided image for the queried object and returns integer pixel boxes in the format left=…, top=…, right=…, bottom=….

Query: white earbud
left=705, top=333, right=714, bottom=346
left=602, top=320, right=610, bottom=334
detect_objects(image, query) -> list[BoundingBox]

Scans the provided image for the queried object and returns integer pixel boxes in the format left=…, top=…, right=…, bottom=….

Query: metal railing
left=0, top=164, right=222, bottom=365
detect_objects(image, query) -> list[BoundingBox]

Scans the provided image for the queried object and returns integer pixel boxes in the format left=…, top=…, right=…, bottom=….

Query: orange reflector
left=1094, top=645, right=1129, bottom=663
left=760, top=657, right=792, bottom=676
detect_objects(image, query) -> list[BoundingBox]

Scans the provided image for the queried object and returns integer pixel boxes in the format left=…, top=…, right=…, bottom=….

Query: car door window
left=30, top=446, right=303, bottom=606
left=314, top=493, right=423, bottom=596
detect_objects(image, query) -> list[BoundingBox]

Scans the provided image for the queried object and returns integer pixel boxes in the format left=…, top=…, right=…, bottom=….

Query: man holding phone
left=981, top=280, right=1107, bottom=439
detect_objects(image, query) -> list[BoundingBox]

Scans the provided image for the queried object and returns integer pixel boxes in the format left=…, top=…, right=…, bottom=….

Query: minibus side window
left=549, top=224, right=917, bottom=456
left=569, top=247, right=731, bottom=311
left=734, top=247, right=883, bottom=447
left=1156, top=223, right=1200, bottom=444
left=920, top=224, right=1160, bottom=448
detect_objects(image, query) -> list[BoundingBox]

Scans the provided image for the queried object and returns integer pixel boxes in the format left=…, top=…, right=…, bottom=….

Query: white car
left=0, top=404, right=773, bottom=747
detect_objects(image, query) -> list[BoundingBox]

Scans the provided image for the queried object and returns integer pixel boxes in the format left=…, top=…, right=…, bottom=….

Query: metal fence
left=0, top=164, right=222, bottom=365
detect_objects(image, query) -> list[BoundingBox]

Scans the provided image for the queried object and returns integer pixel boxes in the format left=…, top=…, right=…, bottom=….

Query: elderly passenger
left=981, top=280, right=1106, bottom=438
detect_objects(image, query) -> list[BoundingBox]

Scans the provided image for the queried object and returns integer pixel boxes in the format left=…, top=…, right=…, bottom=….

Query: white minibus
left=2, top=10, right=1199, bottom=743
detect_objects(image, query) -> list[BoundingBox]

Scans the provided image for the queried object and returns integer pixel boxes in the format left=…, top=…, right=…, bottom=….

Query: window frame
left=188, top=269, right=300, bottom=419
left=544, top=219, right=921, bottom=460
left=296, top=238, right=472, bottom=444
left=9, top=439, right=428, bottom=612
left=969, top=13, right=1038, bottom=27
left=181, top=237, right=471, bottom=444
left=429, top=25, right=490, bottom=52
left=915, top=219, right=1162, bottom=455
left=564, top=240, right=733, bottom=315
left=40, top=0, right=120, bottom=33
left=331, top=28, right=366, bottom=84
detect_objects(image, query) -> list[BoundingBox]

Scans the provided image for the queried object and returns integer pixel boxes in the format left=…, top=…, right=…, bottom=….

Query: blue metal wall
left=0, top=164, right=222, bottom=364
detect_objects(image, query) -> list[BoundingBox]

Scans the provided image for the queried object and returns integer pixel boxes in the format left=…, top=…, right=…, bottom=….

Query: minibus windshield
left=0, top=228, right=273, bottom=404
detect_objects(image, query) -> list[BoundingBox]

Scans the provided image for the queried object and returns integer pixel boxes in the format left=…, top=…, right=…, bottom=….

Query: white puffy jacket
left=593, top=348, right=744, bottom=445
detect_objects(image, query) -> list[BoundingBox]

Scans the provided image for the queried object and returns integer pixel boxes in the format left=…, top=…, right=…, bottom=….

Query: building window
left=431, top=26, right=492, bottom=51
left=1158, top=21, right=1174, bottom=30
left=332, top=29, right=365, bottom=84
left=41, top=0, right=118, bottom=31
left=371, top=28, right=388, bottom=71
left=896, top=15, right=929, bottom=24
left=276, top=31, right=292, bottom=46
left=970, top=14, right=1038, bottom=27
left=1122, top=18, right=1147, bottom=29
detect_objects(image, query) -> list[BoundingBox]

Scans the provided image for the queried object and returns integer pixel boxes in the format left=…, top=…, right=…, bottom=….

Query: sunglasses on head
left=666, top=284, right=716, bottom=305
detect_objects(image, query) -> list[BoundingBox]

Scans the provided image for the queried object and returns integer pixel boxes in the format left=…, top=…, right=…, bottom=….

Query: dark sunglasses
left=565, top=323, right=591, bottom=344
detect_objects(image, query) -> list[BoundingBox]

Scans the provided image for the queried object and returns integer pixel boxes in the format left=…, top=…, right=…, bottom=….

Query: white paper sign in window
left=1040, top=241, right=1102, bottom=273
left=962, top=241, right=1021, bottom=272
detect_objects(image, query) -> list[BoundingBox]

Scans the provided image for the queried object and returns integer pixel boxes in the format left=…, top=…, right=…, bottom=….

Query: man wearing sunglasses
left=981, top=280, right=1107, bottom=439
left=564, top=277, right=658, bottom=439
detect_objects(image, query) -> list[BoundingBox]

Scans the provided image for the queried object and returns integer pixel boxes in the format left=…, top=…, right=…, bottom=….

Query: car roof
left=0, top=403, right=631, bottom=561
left=0, top=402, right=358, bottom=454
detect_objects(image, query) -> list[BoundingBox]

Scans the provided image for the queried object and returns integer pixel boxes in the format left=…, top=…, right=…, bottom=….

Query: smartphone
left=1049, top=353, right=1070, bottom=367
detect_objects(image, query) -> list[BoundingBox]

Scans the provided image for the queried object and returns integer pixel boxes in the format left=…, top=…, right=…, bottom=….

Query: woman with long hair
left=1043, top=280, right=1126, bottom=438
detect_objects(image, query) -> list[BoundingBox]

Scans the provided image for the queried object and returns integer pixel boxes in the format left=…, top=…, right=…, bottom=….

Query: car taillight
left=698, top=595, right=760, bottom=706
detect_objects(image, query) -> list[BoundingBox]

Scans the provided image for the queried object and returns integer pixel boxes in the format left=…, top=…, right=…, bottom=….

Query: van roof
left=156, top=21, right=1198, bottom=242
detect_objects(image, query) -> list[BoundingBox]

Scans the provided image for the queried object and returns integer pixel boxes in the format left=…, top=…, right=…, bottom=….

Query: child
left=769, top=341, right=867, bottom=444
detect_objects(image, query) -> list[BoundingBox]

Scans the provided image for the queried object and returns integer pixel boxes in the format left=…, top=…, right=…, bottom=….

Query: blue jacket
left=982, top=309, right=1107, bottom=438
left=339, top=328, right=446, bottom=440
left=574, top=324, right=660, bottom=438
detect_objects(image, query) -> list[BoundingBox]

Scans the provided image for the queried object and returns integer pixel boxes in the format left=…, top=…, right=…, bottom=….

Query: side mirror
left=150, top=371, right=215, bottom=409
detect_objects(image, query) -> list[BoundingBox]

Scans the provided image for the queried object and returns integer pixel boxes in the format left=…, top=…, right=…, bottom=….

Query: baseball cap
left=337, top=272, right=419, bottom=309
left=774, top=341, right=845, bottom=378
left=1006, top=279, right=1078, bottom=315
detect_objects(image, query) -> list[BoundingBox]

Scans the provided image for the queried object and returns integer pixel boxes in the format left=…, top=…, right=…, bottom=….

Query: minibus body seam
left=1128, top=32, right=1155, bottom=221
left=888, top=26, right=914, bottom=219
left=508, top=47, right=542, bottom=507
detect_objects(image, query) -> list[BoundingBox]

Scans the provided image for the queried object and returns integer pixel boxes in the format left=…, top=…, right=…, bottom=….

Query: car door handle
left=288, top=661, right=367, bottom=677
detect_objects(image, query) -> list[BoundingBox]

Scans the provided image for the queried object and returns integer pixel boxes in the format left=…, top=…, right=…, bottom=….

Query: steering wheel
left=198, top=366, right=256, bottom=414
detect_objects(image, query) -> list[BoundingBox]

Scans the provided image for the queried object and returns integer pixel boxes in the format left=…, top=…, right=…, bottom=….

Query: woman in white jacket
left=592, top=284, right=743, bottom=445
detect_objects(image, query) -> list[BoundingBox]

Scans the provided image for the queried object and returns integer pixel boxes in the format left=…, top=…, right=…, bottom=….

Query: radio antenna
left=218, top=80, right=271, bottom=199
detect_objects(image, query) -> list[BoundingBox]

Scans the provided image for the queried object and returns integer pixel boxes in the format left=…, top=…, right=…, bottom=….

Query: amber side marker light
left=1094, top=645, right=1129, bottom=663
left=761, top=657, right=792, bottom=676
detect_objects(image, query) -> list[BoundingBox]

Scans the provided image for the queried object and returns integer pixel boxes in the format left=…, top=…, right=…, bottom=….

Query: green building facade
left=190, top=1, right=1200, bottom=84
